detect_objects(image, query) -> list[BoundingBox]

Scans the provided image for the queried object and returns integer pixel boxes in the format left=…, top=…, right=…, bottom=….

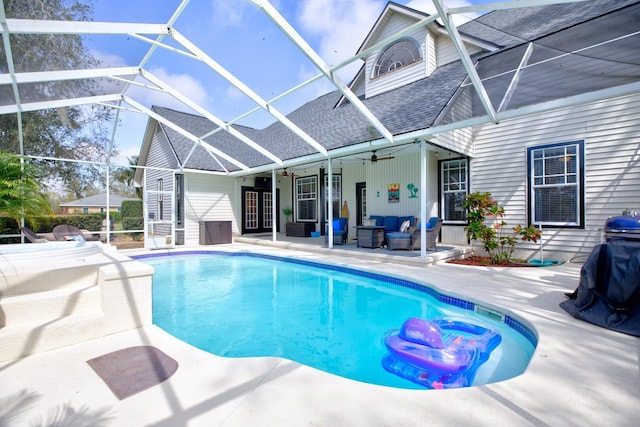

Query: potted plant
left=283, top=207, right=293, bottom=223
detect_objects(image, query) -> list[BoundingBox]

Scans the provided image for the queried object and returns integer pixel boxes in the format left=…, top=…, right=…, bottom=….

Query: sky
left=84, top=0, right=487, bottom=164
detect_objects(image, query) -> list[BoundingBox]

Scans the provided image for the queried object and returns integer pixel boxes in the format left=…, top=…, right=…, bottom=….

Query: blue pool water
left=137, top=252, right=536, bottom=390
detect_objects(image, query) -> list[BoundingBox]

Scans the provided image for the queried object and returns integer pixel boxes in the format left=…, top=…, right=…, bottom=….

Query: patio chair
left=386, top=218, right=414, bottom=250
left=52, top=224, right=86, bottom=242
left=326, top=217, right=349, bottom=245
left=21, top=227, right=49, bottom=243
left=410, top=217, right=443, bottom=251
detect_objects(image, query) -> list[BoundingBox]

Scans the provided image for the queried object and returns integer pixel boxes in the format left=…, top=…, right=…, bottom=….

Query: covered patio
left=235, top=232, right=472, bottom=267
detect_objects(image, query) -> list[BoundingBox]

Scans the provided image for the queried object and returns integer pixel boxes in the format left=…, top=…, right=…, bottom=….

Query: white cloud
left=405, top=0, right=479, bottom=25
left=91, top=49, right=129, bottom=67
left=297, top=0, right=384, bottom=80
left=111, top=67, right=210, bottom=162
left=210, top=0, right=251, bottom=28
left=128, top=66, right=209, bottom=111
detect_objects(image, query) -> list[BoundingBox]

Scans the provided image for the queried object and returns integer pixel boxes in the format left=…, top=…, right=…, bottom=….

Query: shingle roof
left=458, top=0, right=639, bottom=48
left=155, top=59, right=468, bottom=172
left=153, top=106, right=273, bottom=172
left=60, top=193, right=140, bottom=207
left=151, top=0, right=639, bottom=173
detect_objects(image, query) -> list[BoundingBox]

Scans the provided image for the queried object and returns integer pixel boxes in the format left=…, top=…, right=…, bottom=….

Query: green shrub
left=462, top=192, right=541, bottom=264
left=121, top=200, right=142, bottom=219
left=102, top=211, right=121, bottom=222
left=122, top=216, right=144, bottom=240
left=0, top=216, right=20, bottom=243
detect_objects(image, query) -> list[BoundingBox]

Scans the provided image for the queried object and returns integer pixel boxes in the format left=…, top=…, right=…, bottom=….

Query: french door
left=241, top=186, right=278, bottom=234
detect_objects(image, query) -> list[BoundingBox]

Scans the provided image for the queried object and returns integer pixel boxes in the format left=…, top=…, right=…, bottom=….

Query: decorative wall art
left=388, top=183, right=399, bottom=203
left=407, top=183, right=419, bottom=198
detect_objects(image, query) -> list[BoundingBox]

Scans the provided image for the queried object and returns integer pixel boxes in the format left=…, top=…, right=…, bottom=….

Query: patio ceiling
left=1, top=0, right=639, bottom=176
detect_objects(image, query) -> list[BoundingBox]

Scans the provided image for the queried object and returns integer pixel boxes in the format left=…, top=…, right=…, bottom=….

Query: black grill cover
left=560, top=240, right=640, bottom=337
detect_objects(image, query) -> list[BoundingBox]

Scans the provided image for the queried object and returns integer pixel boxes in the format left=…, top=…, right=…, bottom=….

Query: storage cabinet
left=285, top=222, right=315, bottom=237
left=199, top=221, right=232, bottom=245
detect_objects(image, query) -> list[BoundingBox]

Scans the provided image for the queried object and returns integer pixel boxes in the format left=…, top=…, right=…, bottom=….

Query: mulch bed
left=446, top=255, right=532, bottom=267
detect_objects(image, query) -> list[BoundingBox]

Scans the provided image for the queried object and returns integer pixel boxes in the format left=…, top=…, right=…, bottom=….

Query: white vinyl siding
left=471, top=93, right=640, bottom=257
left=183, top=173, right=236, bottom=246
left=436, top=35, right=484, bottom=66
left=144, top=125, right=178, bottom=236
left=436, top=127, right=475, bottom=157
left=364, top=152, right=439, bottom=218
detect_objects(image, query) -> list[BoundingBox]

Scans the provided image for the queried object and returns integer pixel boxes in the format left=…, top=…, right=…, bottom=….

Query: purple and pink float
left=382, top=317, right=502, bottom=389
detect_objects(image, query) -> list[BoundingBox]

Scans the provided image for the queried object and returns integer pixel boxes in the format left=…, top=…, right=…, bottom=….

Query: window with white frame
left=157, top=178, right=164, bottom=220
left=441, top=158, right=468, bottom=222
left=296, top=176, right=317, bottom=222
left=373, top=38, right=422, bottom=78
left=324, top=174, right=341, bottom=218
left=528, top=141, right=584, bottom=227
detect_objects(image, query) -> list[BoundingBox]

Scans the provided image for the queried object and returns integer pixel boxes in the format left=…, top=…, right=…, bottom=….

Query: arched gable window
left=372, top=38, right=422, bottom=78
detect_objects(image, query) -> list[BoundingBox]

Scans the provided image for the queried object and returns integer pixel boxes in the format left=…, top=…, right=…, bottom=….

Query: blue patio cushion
left=369, top=215, right=384, bottom=226
left=386, top=231, right=411, bottom=239
left=383, top=216, right=400, bottom=232
left=426, top=216, right=440, bottom=229
left=333, top=218, right=347, bottom=235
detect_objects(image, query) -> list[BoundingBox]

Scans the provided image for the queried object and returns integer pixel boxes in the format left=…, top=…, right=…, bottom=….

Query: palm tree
left=0, top=151, right=52, bottom=229
left=112, top=155, right=142, bottom=198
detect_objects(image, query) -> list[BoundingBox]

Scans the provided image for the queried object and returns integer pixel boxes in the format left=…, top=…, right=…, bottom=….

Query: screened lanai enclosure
left=1, top=0, right=639, bottom=249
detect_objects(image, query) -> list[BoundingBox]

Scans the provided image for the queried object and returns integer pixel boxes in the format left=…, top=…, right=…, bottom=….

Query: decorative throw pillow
left=364, top=219, right=376, bottom=226
left=399, top=219, right=411, bottom=233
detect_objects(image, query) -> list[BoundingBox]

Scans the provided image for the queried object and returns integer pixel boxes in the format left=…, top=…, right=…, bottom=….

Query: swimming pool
left=137, top=251, right=536, bottom=390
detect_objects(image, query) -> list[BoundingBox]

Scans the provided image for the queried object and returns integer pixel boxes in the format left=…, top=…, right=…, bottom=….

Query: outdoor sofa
left=386, top=217, right=443, bottom=251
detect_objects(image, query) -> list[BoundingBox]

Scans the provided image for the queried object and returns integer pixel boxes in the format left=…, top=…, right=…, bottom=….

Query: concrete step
left=1, top=284, right=101, bottom=327
left=0, top=311, right=106, bottom=362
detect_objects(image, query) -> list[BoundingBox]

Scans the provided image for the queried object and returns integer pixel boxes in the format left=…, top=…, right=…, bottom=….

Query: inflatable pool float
left=381, top=317, right=502, bottom=389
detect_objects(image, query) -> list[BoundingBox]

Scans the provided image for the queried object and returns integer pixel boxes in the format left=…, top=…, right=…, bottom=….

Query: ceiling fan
left=279, top=168, right=299, bottom=177
left=363, top=150, right=395, bottom=164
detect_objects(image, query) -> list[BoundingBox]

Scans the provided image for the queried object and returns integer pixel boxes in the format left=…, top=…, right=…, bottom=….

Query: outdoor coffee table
left=355, top=226, right=386, bottom=248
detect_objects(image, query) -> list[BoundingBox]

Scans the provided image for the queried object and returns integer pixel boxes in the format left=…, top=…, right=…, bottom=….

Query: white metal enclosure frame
left=1, top=0, right=639, bottom=251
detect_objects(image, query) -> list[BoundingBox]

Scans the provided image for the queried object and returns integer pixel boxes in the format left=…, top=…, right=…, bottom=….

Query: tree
left=0, top=0, right=116, bottom=198
left=112, top=155, right=142, bottom=198
left=0, top=151, right=53, bottom=228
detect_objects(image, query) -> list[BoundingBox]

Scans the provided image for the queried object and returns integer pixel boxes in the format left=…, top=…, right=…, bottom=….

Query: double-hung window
left=296, top=176, right=317, bottom=222
left=441, top=158, right=468, bottom=222
left=324, top=174, right=341, bottom=218
left=528, top=141, right=584, bottom=227
left=157, top=178, right=164, bottom=220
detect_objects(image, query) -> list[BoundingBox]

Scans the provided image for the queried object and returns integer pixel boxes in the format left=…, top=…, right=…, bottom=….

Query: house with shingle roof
left=59, top=193, right=140, bottom=215
left=135, top=0, right=640, bottom=259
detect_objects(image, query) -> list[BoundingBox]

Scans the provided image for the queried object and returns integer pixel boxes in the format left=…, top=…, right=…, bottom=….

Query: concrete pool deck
left=1, top=243, right=638, bottom=426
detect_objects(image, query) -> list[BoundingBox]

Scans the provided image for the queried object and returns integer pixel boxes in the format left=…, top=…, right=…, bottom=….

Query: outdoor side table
left=355, top=226, right=386, bottom=248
